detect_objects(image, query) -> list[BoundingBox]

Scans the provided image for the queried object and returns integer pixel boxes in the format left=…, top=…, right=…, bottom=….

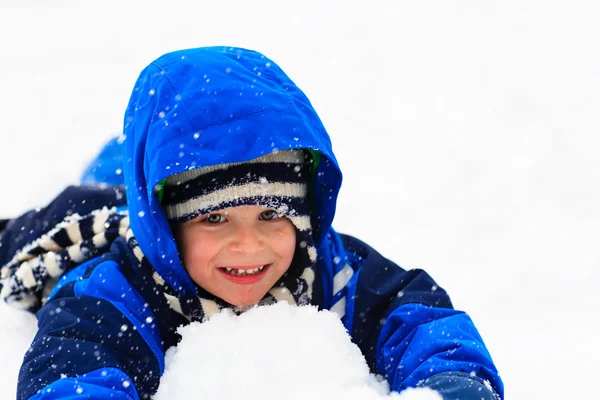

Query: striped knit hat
left=158, top=150, right=317, bottom=309
left=160, top=150, right=310, bottom=227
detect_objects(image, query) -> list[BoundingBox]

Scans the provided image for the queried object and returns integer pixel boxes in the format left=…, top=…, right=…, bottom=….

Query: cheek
left=178, top=230, right=215, bottom=274
left=184, top=243, right=209, bottom=267
left=275, top=224, right=297, bottom=261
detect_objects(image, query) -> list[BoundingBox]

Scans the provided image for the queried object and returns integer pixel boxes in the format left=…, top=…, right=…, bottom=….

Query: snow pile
left=0, top=301, right=440, bottom=400
left=154, top=302, right=440, bottom=400
left=0, top=302, right=37, bottom=398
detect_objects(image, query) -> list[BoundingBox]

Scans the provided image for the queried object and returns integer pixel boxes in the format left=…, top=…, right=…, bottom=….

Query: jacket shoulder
left=49, top=237, right=187, bottom=350
left=0, top=185, right=126, bottom=267
left=19, top=239, right=186, bottom=399
left=325, top=232, right=453, bottom=366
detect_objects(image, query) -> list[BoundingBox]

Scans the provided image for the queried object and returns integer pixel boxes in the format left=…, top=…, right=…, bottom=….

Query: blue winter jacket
left=4, top=46, right=503, bottom=399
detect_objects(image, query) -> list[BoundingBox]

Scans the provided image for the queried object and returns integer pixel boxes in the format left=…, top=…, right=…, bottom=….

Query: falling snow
left=1, top=1, right=599, bottom=399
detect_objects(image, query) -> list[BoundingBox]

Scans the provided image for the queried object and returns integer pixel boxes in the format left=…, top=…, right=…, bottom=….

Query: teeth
left=223, top=265, right=266, bottom=276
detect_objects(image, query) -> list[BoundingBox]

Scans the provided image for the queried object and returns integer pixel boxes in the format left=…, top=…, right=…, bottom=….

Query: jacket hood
left=122, top=46, right=342, bottom=298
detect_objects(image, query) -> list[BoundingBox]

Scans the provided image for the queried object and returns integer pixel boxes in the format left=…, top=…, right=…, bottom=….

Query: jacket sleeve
left=336, top=234, right=504, bottom=400
left=378, top=303, right=502, bottom=399
left=0, top=218, right=9, bottom=232
left=17, top=254, right=165, bottom=400
left=0, top=185, right=126, bottom=268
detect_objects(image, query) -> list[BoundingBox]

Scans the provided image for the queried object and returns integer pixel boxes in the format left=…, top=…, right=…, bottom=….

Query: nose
left=228, top=224, right=265, bottom=254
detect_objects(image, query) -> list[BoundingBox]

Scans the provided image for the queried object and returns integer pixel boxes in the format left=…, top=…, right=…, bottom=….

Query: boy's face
left=173, top=205, right=296, bottom=307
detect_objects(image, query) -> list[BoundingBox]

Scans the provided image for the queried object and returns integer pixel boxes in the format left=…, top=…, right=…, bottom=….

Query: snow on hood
left=122, top=46, right=342, bottom=298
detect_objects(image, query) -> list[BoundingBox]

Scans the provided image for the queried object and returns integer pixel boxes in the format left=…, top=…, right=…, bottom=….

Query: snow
left=0, top=303, right=37, bottom=397
left=1, top=1, right=600, bottom=399
left=154, top=303, right=441, bottom=400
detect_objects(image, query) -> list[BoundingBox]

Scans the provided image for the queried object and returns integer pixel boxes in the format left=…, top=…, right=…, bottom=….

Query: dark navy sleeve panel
left=73, top=260, right=166, bottom=373
left=18, top=294, right=159, bottom=400
left=314, top=229, right=362, bottom=311
left=28, top=368, right=140, bottom=400
left=0, top=185, right=126, bottom=266
left=339, top=233, right=451, bottom=307
left=107, top=237, right=189, bottom=353
left=337, top=234, right=454, bottom=369
left=49, top=237, right=187, bottom=360
left=0, top=218, right=9, bottom=232
left=418, top=371, right=501, bottom=400
left=378, top=304, right=503, bottom=399
left=334, top=233, right=503, bottom=398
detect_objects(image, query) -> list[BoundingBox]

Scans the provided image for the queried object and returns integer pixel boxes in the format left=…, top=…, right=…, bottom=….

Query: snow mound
left=0, top=302, right=38, bottom=398
left=155, top=302, right=441, bottom=400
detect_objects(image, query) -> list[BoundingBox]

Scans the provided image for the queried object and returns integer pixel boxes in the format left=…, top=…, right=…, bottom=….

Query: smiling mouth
left=217, top=264, right=271, bottom=285
left=220, top=265, right=269, bottom=276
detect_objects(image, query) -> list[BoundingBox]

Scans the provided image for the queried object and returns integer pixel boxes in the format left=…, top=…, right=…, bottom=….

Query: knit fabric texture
left=161, top=150, right=309, bottom=226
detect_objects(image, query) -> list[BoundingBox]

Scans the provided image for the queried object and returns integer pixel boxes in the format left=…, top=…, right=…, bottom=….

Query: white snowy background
left=1, top=0, right=599, bottom=398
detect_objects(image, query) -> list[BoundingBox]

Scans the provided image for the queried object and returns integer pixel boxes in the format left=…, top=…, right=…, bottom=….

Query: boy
left=1, top=46, right=503, bottom=399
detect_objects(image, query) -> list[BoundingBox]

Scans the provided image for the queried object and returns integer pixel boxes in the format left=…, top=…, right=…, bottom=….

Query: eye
left=203, top=213, right=226, bottom=224
left=259, top=210, right=279, bottom=221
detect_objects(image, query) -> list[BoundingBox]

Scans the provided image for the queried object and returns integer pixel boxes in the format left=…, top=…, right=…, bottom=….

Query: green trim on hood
left=154, top=178, right=167, bottom=204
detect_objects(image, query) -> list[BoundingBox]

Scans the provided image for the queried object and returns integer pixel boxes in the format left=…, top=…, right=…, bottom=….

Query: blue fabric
left=80, top=136, right=125, bottom=186
left=121, top=46, right=342, bottom=300
left=420, top=371, right=500, bottom=400
left=46, top=257, right=100, bottom=301
left=0, top=218, right=9, bottom=232
left=12, top=46, right=503, bottom=400
left=18, top=238, right=182, bottom=400
left=28, top=368, right=139, bottom=400
left=377, top=304, right=500, bottom=393
left=73, top=260, right=165, bottom=374
left=333, top=234, right=503, bottom=397
left=19, top=284, right=161, bottom=399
